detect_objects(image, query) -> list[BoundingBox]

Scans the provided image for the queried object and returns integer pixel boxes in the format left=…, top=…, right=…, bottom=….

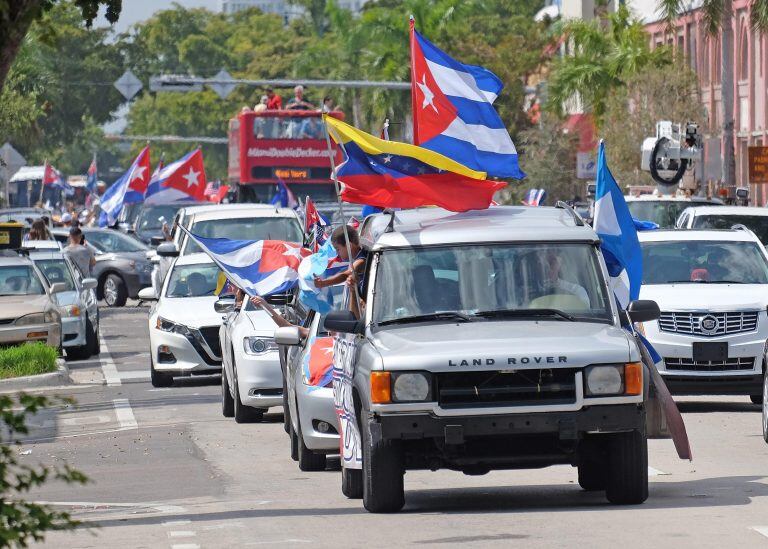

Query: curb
left=0, top=358, right=71, bottom=392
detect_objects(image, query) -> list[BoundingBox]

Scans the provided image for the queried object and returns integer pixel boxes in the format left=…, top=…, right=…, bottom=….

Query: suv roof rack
left=555, top=201, right=585, bottom=227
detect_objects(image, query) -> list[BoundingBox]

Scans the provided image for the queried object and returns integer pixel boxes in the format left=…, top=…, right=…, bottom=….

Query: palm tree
left=657, top=0, right=768, bottom=188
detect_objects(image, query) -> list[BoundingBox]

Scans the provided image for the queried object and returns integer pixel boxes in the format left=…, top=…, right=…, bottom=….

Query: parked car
left=217, top=295, right=284, bottom=423
left=176, top=205, right=303, bottom=256
left=639, top=228, right=768, bottom=402
left=277, top=294, right=343, bottom=472
left=625, top=194, right=722, bottom=228
left=0, top=255, right=63, bottom=348
left=131, top=202, right=199, bottom=245
left=676, top=206, right=768, bottom=245
left=52, top=228, right=153, bottom=307
left=29, top=250, right=99, bottom=359
left=141, top=253, right=223, bottom=387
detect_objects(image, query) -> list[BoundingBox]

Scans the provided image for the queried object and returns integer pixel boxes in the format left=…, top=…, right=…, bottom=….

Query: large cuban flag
left=145, top=149, right=207, bottom=204
left=99, top=146, right=151, bottom=227
left=593, top=141, right=642, bottom=309
left=178, top=226, right=310, bottom=297
left=409, top=21, right=525, bottom=180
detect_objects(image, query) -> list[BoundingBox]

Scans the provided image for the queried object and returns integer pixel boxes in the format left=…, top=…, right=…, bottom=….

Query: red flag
left=42, top=162, right=62, bottom=186
left=304, top=197, right=325, bottom=233
left=158, top=149, right=207, bottom=201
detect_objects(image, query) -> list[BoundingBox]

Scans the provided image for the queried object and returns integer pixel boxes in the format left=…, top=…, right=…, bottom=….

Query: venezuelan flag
left=324, top=116, right=506, bottom=212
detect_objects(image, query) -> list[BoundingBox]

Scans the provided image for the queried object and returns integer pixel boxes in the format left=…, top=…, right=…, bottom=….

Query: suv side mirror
left=156, top=242, right=179, bottom=257
left=214, top=297, right=235, bottom=314
left=274, top=326, right=302, bottom=346
left=627, top=300, right=660, bottom=323
left=324, top=310, right=362, bottom=335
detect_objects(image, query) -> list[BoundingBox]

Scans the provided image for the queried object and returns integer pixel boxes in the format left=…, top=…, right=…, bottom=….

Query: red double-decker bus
left=228, top=109, right=345, bottom=203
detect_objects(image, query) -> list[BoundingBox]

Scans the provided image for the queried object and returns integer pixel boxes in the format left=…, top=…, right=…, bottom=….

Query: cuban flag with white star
left=145, top=149, right=207, bottom=204
left=99, top=146, right=151, bottom=227
left=410, top=22, right=525, bottom=180
left=593, top=141, right=642, bottom=309
left=179, top=225, right=310, bottom=297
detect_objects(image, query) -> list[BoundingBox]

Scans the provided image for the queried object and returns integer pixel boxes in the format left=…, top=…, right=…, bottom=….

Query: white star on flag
left=417, top=75, right=438, bottom=113
left=382, top=155, right=393, bottom=164
left=183, top=167, right=200, bottom=188
left=129, top=166, right=146, bottom=182
left=282, top=243, right=304, bottom=262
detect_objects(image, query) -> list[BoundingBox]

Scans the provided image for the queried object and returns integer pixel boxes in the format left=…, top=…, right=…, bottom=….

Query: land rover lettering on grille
left=448, top=356, right=568, bottom=367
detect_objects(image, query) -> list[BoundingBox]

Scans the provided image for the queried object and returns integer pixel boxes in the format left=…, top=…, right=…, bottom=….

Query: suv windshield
left=136, top=205, right=183, bottom=232
left=0, top=266, right=45, bottom=296
left=373, top=244, right=612, bottom=325
left=692, top=215, right=768, bottom=244
left=33, top=259, right=76, bottom=291
left=627, top=200, right=720, bottom=229
left=166, top=263, right=220, bottom=297
left=642, top=240, right=768, bottom=284
left=84, top=230, right=149, bottom=253
left=185, top=217, right=303, bottom=254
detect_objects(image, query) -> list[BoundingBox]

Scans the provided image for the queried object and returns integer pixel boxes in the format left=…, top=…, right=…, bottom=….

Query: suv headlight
left=60, top=305, right=81, bottom=318
left=392, top=372, right=432, bottom=402
left=155, top=316, right=191, bottom=335
left=585, top=363, right=642, bottom=396
left=15, top=311, right=57, bottom=326
left=243, top=336, right=278, bottom=355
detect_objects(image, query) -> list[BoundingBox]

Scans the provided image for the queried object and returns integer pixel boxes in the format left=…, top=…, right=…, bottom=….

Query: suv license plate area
left=692, top=342, right=728, bottom=361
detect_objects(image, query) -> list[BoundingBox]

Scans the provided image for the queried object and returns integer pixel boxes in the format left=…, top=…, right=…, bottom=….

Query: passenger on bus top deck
left=265, top=87, right=282, bottom=110
left=286, top=85, right=315, bottom=111
left=254, top=95, right=268, bottom=112
left=298, top=116, right=322, bottom=139
left=321, top=96, right=333, bottom=113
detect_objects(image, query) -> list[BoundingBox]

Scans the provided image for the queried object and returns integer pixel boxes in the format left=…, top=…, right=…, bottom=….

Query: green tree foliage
left=0, top=393, right=88, bottom=547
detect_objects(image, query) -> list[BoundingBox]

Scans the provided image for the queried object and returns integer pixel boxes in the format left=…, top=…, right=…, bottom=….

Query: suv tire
left=605, top=429, right=648, bottom=505
left=221, top=369, right=234, bottom=418
left=150, top=358, right=173, bottom=388
left=297, top=418, right=326, bottom=471
left=362, top=418, right=404, bottom=513
left=578, top=436, right=607, bottom=491
left=342, top=466, right=363, bottom=499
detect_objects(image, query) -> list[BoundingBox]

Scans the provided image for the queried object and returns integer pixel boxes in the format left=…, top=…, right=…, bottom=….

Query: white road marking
left=648, top=466, right=669, bottom=477
left=163, top=520, right=191, bottom=527
left=751, top=527, right=768, bottom=539
left=171, top=544, right=200, bottom=549
left=112, top=399, right=137, bottom=429
left=61, top=415, right=111, bottom=427
left=169, top=531, right=196, bottom=538
left=245, top=540, right=312, bottom=546
left=117, top=370, right=151, bottom=380
left=100, top=335, right=121, bottom=386
left=34, top=501, right=187, bottom=513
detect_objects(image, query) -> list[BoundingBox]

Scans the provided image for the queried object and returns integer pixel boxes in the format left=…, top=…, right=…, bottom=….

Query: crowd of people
left=246, top=86, right=336, bottom=140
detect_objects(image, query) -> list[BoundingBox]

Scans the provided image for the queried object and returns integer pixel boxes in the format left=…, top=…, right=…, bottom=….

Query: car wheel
left=751, top=394, right=764, bottom=405
left=762, top=368, right=768, bottom=443
left=85, top=317, right=98, bottom=357
left=65, top=344, right=89, bottom=361
left=103, top=274, right=128, bottom=307
left=605, top=429, right=648, bottom=505
left=282, top=367, right=291, bottom=434
left=362, top=417, right=404, bottom=513
left=150, top=358, right=173, bottom=388
left=290, top=423, right=299, bottom=462
left=342, top=466, right=363, bottom=499
left=577, top=435, right=607, bottom=491
left=92, top=317, right=101, bottom=356
left=297, top=417, right=326, bottom=472
left=233, top=370, right=264, bottom=424
left=221, top=368, right=234, bottom=418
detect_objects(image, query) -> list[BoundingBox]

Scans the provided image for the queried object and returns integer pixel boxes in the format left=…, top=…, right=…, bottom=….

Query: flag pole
left=322, top=115, right=362, bottom=315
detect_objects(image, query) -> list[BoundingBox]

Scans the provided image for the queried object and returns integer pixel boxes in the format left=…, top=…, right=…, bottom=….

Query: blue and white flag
left=178, top=225, right=309, bottom=297
left=298, top=238, right=349, bottom=314
left=270, top=180, right=299, bottom=209
left=593, top=141, right=642, bottom=309
left=410, top=23, right=525, bottom=180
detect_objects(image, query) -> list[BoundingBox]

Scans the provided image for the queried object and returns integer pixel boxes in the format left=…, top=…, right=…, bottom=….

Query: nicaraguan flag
left=410, top=22, right=525, bottom=180
left=298, top=238, right=349, bottom=314
left=593, top=141, right=642, bottom=309
left=178, top=226, right=309, bottom=296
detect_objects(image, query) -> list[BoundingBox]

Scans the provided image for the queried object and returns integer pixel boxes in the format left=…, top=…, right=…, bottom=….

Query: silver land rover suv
left=325, top=206, right=661, bottom=513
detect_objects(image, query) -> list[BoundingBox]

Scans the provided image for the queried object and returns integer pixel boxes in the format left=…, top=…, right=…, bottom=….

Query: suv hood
left=640, top=284, right=768, bottom=311
left=371, top=321, right=633, bottom=371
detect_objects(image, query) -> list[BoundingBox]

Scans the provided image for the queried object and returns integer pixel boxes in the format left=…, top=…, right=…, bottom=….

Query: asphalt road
left=12, top=307, right=768, bottom=548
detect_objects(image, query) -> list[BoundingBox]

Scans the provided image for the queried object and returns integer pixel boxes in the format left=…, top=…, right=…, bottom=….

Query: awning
left=9, top=165, right=45, bottom=182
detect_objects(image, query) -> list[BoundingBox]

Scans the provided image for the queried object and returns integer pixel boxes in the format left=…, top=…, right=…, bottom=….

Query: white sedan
left=141, top=253, right=224, bottom=387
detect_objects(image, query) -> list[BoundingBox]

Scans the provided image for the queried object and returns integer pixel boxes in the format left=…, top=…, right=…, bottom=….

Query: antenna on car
left=555, top=201, right=585, bottom=227
left=384, top=209, right=396, bottom=233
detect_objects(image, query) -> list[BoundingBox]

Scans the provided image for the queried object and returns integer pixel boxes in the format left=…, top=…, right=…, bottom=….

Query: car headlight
left=15, top=311, right=57, bottom=326
left=392, top=372, right=432, bottom=402
left=584, top=364, right=642, bottom=396
left=60, top=305, right=81, bottom=318
left=155, top=316, right=191, bottom=335
left=243, top=336, right=278, bottom=355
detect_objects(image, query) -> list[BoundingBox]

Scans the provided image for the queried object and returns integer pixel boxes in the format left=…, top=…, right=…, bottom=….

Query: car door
left=68, top=258, right=98, bottom=326
left=220, top=301, right=240, bottom=390
left=287, top=312, right=316, bottom=433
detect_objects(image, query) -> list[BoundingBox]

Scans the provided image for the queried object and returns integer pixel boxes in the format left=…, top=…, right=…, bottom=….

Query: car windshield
left=0, top=266, right=45, bottom=296
left=85, top=230, right=149, bottom=253
left=166, top=263, right=220, bottom=297
left=692, top=215, right=768, bottom=244
left=627, top=200, right=720, bottom=229
left=373, top=243, right=612, bottom=325
left=136, top=205, right=183, bottom=232
left=33, top=259, right=76, bottom=291
left=641, top=240, right=768, bottom=284
left=185, top=217, right=303, bottom=254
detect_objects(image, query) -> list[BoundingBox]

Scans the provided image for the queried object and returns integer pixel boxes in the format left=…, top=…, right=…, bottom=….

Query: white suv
left=676, top=205, right=768, bottom=245
left=638, top=228, right=768, bottom=403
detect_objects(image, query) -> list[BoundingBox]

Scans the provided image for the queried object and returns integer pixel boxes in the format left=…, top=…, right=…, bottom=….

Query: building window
left=739, top=25, right=749, bottom=80
left=714, top=38, right=721, bottom=84
left=701, top=36, right=710, bottom=84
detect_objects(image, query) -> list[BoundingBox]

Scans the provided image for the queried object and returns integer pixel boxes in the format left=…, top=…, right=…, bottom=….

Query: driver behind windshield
left=187, top=272, right=210, bottom=297
left=541, top=250, right=589, bottom=306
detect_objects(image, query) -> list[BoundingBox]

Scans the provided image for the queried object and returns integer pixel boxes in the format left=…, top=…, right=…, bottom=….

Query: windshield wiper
left=378, top=311, right=475, bottom=326
left=474, top=308, right=576, bottom=321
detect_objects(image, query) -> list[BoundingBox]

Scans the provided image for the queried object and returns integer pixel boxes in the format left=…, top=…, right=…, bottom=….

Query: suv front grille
left=658, top=311, right=759, bottom=337
left=664, top=356, right=755, bottom=372
left=436, top=369, right=577, bottom=408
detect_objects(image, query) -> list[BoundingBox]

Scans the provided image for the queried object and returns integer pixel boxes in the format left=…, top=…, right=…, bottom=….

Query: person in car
left=541, top=250, right=589, bottom=306
left=186, top=272, right=210, bottom=297
left=250, top=295, right=310, bottom=339
left=313, top=226, right=367, bottom=289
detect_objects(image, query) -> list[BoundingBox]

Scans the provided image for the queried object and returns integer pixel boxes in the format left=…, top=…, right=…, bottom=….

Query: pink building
left=645, top=1, right=768, bottom=203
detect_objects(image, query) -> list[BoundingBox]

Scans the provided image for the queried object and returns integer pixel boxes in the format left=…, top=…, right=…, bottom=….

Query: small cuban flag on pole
left=592, top=141, right=642, bottom=310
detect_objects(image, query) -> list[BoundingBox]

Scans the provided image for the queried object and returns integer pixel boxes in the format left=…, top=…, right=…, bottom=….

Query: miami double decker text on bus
left=228, top=109, right=344, bottom=204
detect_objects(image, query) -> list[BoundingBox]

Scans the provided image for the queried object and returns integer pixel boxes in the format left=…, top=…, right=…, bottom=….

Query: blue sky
left=96, top=0, right=219, bottom=33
